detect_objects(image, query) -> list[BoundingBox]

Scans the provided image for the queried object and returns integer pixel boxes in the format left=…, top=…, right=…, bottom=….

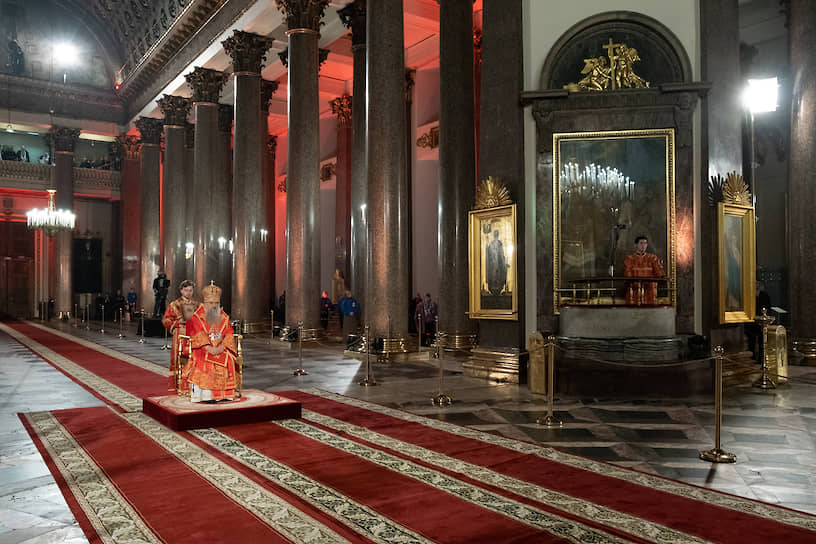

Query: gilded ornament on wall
left=564, top=39, right=650, bottom=92
left=474, top=176, right=512, bottom=210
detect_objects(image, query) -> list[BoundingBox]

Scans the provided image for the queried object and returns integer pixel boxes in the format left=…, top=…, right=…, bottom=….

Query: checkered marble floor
left=2, top=318, right=815, bottom=543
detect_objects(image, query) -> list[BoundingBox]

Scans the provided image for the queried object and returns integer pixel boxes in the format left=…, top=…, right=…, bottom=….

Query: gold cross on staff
left=210, top=280, right=215, bottom=286
left=602, top=38, right=623, bottom=89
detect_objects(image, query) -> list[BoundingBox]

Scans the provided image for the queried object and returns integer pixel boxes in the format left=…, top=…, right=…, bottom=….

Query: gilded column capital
left=185, top=67, right=228, bottom=104
left=274, top=0, right=330, bottom=32
left=330, top=94, right=352, bottom=127
left=338, top=0, right=366, bottom=49
left=113, top=134, right=141, bottom=162
left=48, top=127, right=81, bottom=153
left=217, top=104, right=234, bottom=133
left=135, top=117, right=163, bottom=145
left=261, top=79, right=281, bottom=112
left=473, top=27, right=482, bottom=61
left=157, top=95, right=192, bottom=127
left=223, top=30, right=275, bottom=74
left=184, top=122, right=195, bottom=148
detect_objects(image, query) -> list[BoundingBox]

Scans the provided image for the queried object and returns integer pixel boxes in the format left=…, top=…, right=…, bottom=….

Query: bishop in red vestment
left=623, top=236, right=665, bottom=305
left=183, top=282, right=237, bottom=402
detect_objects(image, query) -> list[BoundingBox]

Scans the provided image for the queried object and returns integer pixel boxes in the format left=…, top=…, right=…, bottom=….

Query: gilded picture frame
left=718, top=203, right=756, bottom=324
left=552, top=128, right=676, bottom=314
left=468, top=203, right=518, bottom=320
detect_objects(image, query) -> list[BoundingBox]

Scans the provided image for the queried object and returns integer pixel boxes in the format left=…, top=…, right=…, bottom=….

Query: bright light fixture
left=26, top=189, right=75, bottom=236
left=743, top=77, right=778, bottom=114
left=53, top=42, right=80, bottom=66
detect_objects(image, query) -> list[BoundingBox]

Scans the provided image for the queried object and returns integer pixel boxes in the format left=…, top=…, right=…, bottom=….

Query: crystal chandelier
left=26, top=189, right=75, bottom=236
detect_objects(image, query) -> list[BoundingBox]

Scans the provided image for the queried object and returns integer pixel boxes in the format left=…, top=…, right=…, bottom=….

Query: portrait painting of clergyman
left=486, top=228, right=507, bottom=295
left=479, top=219, right=514, bottom=311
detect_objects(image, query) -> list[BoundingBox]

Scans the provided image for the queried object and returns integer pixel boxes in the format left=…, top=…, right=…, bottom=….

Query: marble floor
left=1, top=318, right=815, bottom=543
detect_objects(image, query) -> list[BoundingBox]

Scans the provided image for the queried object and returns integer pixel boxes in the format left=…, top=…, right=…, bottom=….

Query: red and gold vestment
left=183, top=305, right=236, bottom=401
left=161, top=297, right=199, bottom=393
left=623, top=252, right=665, bottom=305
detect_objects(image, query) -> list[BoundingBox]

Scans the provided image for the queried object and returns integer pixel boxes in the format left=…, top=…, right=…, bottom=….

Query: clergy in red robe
left=183, top=282, right=237, bottom=402
left=624, top=236, right=665, bottom=305
left=161, top=280, right=199, bottom=393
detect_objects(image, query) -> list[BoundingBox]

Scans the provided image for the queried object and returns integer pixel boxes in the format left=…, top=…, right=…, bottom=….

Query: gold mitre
left=202, top=281, right=222, bottom=303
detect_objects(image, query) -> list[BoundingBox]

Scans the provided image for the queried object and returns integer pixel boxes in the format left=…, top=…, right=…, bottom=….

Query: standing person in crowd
left=162, top=280, right=199, bottom=393
left=111, top=289, right=125, bottom=322
left=338, top=290, right=360, bottom=342
left=126, top=285, right=138, bottom=318
left=152, top=271, right=170, bottom=317
left=416, top=293, right=438, bottom=346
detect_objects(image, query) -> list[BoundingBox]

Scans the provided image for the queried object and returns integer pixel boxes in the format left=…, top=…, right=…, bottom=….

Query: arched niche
left=539, top=11, right=693, bottom=91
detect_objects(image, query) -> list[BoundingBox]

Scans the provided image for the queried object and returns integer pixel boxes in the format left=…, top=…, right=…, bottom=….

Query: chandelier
left=26, top=189, right=75, bottom=236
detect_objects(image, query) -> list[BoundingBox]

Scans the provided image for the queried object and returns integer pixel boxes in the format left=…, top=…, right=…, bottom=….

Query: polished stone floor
left=1, top=318, right=815, bottom=543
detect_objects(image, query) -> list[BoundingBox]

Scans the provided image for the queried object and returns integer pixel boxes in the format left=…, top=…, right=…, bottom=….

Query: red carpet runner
left=6, top=321, right=816, bottom=543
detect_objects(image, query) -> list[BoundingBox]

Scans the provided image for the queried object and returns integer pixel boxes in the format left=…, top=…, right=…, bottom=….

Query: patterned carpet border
left=303, top=388, right=816, bottom=532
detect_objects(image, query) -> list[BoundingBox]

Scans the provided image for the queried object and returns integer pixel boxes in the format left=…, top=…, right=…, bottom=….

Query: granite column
left=339, top=0, right=367, bottom=311
left=135, top=117, right=163, bottom=316
left=331, top=94, right=352, bottom=284
left=50, top=127, right=80, bottom=318
left=118, top=135, right=141, bottom=297
left=789, top=0, right=816, bottom=358
left=438, top=0, right=476, bottom=349
left=223, top=31, right=274, bottom=329
left=276, top=0, right=329, bottom=338
left=157, top=95, right=192, bottom=292
left=217, top=104, right=234, bottom=313
left=367, top=0, right=409, bottom=347
left=184, top=123, right=195, bottom=282
left=185, top=67, right=228, bottom=298
left=262, top=81, right=280, bottom=309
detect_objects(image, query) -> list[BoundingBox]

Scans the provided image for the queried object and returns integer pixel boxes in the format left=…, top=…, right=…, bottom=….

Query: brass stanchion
left=416, top=312, right=422, bottom=352
left=431, top=317, right=451, bottom=406
left=160, top=324, right=170, bottom=350
left=99, top=304, right=105, bottom=334
left=753, top=309, right=776, bottom=389
left=118, top=308, right=126, bottom=338
left=269, top=310, right=274, bottom=344
left=138, top=308, right=146, bottom=343
left=85, top=304, right=90, bottom=330
left=359, top=323, right=378, bottom=386
left=73, top=304, right=78, bottom=327
left=700, top=345, right=736, bottom=463
left=293, top=321, right=308, bottom=376
left=536, top=335, right=563, bottom=427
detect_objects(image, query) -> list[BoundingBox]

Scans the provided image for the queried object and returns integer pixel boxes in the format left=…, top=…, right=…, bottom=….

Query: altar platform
left=142, top=389, right=301, bottom=431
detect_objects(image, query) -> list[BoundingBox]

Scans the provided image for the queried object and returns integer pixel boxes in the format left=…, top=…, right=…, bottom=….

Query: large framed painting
left=718, top=203, right=756, bottom=324
left=468, top=203, right=518, bottom=320
left=553, top=128, right=676, bottom=313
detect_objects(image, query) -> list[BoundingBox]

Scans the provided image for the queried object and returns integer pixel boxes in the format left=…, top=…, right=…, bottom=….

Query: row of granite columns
left=126, top=0, right=489, bottom=350
left=132, top=30, right=280, bottom=325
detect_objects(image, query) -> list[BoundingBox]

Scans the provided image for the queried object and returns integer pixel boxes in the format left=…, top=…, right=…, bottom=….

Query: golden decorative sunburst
left=722, top=171, right=752, bottom=206
left=474, top=176, right=512, bottom=209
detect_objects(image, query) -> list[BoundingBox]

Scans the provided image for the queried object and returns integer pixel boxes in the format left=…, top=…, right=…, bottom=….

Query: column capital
left=330, top=94, right=352, bottom=127
left=405, top=69, right=416, bottom=101
left=338, top=0, right=366, bottom=48
left=135, top=117, right=163, bottom=145
left=185, top=67, right=229, bottom=104
left=473, top=26, right=482, bottom=58
left=267, top=135, right=278, bottom=157
left=218, top=104, right=234, bottom=133
left=274, top=0, right=330, bottom=32
left=48, top=127, right=81, bottom=153
left=223, top=30, right=275, bottom=74
left=157, top=95, right=192, bottom=127
left=115, top=134, right=141, bottom=161
left=278, top=48, right=329, bottom=70
left=261, top=79, right=281, bottom=112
